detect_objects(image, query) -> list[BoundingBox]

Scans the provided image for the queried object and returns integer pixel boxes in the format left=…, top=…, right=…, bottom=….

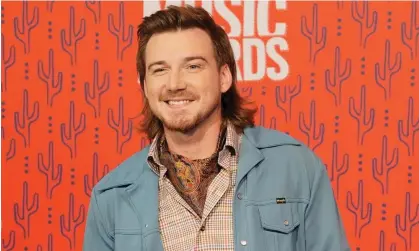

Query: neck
left=163, top=116, right=224, bottom=160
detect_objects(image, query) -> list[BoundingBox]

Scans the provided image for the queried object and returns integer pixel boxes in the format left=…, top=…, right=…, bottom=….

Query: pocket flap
left=258, top=203, right=300, bottom=233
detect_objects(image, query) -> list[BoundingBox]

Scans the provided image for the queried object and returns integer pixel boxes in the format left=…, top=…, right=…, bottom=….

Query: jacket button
left=237, top=193, right=243, bottom=200
left=284, top=220, right=289, bottom=226
left=240, top=240, right=247, bottom=246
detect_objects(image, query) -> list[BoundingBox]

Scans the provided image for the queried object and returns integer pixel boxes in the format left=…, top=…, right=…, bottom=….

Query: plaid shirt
left=147, top=122, right=242, bottom=251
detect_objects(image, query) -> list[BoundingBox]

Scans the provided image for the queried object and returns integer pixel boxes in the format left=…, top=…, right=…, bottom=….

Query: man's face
left=143, top=28, right=232, bottom=134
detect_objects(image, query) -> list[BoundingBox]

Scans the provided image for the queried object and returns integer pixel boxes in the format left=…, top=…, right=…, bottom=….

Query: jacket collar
left=94, top=126, right=301, bottom=193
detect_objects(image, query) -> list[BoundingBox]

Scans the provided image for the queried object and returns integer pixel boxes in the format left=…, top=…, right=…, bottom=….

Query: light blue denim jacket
left=83, top=126, right=351, bottom=251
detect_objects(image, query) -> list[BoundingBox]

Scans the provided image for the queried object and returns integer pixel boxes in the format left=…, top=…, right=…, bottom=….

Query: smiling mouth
left=165, top=100, right=194, bottom=106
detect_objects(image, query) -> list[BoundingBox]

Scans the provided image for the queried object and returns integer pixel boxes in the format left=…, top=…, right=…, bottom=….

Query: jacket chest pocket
left=256, top=202, right=301, bottom=250
left=114, top=229, right=143, bottom=251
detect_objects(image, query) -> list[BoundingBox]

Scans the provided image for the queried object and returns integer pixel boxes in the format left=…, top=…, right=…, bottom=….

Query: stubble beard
left=157, top=100, right=221, bottom=134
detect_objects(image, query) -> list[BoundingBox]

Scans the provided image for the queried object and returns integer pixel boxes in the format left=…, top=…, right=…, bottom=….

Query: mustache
left=159, top=91, right=198, bottom=101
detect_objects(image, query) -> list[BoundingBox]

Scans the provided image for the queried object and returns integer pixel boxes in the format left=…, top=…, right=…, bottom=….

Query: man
left=83, top=5, right=350, bottom=251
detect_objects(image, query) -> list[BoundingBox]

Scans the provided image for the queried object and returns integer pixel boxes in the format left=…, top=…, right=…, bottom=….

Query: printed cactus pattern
left=401, top=1, right=419, bottom=59
left=108, top=97, right=133, bottom=154
left=14, top=89, right=40, bottom=148
left=301, top=3, right=327, bottom=64
left=14, top=182, right=39, bottom=239
left=1, top=1, right=418, bottom=250
left=60, top=101, right=86, bottom=158
left=372, top=135, right=399, bottom=194
left=60, top=193, right=85, bottom=250
left=349, top=85, right=375, bottom=145
left=374, top=40, right=402, bottom=100
left=13, top=0, right=39, bottom=54
left=275, top=75, right=301, bottom=122
left=38, top=49, right=63, bottom=106
left=61, top=6, right=86, bottom=65
left=108, top=1, right=133, bottom=60
left=38, top=141, right=63, bottom=199
left=84, top=60, right=110, bottom=118
left=398, top=97, right=419, bottom=156
left=395, top=192, right=419, bottom=251
left=298, top=100, right=325, bottom=151
left=351, top=0, right=377, bottom=48
left=325, top=46, right=352, bottom=106
left=1, top=33, right=16, bottom=92
left=347, top=180, right=372, bottom=238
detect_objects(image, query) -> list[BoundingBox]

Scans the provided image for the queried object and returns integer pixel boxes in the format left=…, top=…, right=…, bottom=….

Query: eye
left=186, top=64, right=202, bottom=71
left=152, top=68, right=166, bottom=74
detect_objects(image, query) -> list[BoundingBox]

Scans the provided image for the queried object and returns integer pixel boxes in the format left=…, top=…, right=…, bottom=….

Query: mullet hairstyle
left=136, top=5, right=257, bottom=140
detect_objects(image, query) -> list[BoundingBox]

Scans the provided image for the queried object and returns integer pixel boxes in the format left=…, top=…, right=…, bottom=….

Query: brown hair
left=136, top=5, right=257, bottom=140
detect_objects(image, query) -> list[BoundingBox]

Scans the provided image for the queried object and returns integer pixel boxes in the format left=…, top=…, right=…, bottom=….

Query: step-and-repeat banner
left=2, top=1, right=418, bottom=250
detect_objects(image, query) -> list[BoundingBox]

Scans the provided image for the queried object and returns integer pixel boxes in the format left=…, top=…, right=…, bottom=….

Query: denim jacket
left=83, top=126, right=351, bottom=251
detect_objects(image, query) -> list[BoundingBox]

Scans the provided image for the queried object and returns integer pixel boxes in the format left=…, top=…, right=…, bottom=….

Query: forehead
left=145, top=28, right=215, bottom=63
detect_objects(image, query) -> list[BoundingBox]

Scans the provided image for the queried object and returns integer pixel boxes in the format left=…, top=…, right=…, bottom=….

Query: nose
left=167, top=70, right=186, bottom=91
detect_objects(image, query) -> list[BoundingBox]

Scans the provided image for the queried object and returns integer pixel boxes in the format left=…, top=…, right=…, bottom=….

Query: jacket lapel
left=236, top=132, right=264, bottom=189
left=125, top=163, right=164, bottom=251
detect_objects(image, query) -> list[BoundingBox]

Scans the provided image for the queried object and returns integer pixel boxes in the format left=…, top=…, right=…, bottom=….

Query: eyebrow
left=147, top=56, right=208, bottom=70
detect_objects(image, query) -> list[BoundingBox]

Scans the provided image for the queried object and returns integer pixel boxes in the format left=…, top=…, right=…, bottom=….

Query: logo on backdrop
left=144, top=0, right=289, bottom=82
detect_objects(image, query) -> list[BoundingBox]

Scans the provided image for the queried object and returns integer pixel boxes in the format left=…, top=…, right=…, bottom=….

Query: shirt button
left=237, top=193, right=243, bottom=200
left=240, top=240, right=247, bottom=246
left=200, top=225, right=205, bottom=231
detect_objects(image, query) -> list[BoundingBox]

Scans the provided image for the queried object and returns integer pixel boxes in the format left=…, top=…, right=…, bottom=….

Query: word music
left=143, top=0, right=290, bottom=82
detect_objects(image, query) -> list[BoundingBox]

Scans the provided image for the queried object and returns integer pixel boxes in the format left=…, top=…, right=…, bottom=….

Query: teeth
left=168, top=100, right=191, bottom=105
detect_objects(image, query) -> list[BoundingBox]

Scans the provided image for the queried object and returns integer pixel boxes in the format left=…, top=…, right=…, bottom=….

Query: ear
left=219, top=64, right=232, bottom=93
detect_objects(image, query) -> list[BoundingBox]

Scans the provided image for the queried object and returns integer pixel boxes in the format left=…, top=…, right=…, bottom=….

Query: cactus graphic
left=60, top=101, right=86, bottom=159
left=60, top=193, right=86, bottom=250
left=396, top=192, right=419, bottom=251
left=351, top=0, right=377, bottom=48
left=108, top=1, right=133, bottom=60
left=298, top=100, right=325, bottom=151
left=275, top=75, right=301, bottom=122
left=1, top=34, right=16, bottom=92
left=14, top=89, right=40, bottom=148
left=347, top=180, right=372, bottom=238
left=1, top=230, right=16, bottom=251
left=36, top=233, right=53, bottom=251
left=61, top=6, right=86, bottom=65
left=84, top=60, right=110, bottom=118
left=2, top=126, right=16, bottom=161
left=85, top=0, right=101, bottom=24
left=46, top=0, right=54, bottom=12
left=326, top=141, right=349, bottom=200
left=108, top=97, right=133, bottom=154
left=349, top=85, right=375, bottom=145
left=84, top=152, right=109, bottom=197
left=374, top=40, right=402, bottom=100
left=372, top=135, right=399, bottom=194
left=379, top=230, right=397, bottom=251
left=398, top=97, right=419, bottom=156
left=13, top=0, right=39, bottom=54
left=38, top=141, right=63, bottom=199
left=301, top=3, right=327, bottom=64
left=336, top=0, right=344, bottom=9
left=14, top=181, right=40, bottom=239
left=258, top=104, right=277, bottom=130
left=401, top=1, right=419, bottom=59
left=325, top=46, right=352, bottom=106
left=240, top=86, right=253, bottom=98
left=38, top=49, right=63, bottom=106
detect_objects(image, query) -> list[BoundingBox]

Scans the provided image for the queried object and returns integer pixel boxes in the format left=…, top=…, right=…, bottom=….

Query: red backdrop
left=2, top=1, right=419, bottom=250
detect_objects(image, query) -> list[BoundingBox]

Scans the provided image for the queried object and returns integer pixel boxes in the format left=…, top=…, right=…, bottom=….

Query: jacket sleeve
left=304, top=154, right=351, bottom=251
left=83, top=188, right=114, bottom=251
